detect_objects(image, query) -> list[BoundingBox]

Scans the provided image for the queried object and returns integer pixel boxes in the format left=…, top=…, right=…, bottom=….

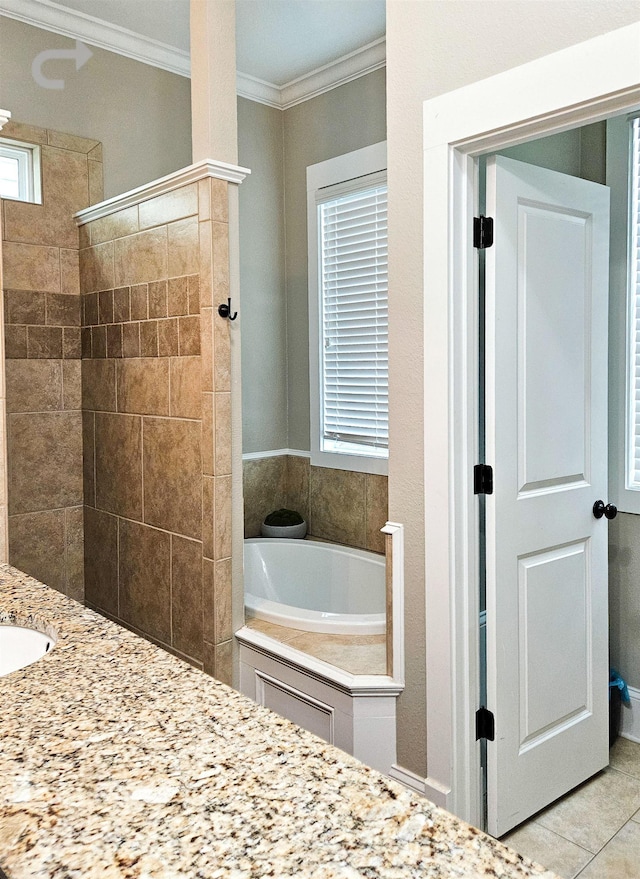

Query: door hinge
left=473, top=215, right=494, bottom=249
left=476, top=707, right=495, bottom=741
left=474, top=463, right=493, bottom=495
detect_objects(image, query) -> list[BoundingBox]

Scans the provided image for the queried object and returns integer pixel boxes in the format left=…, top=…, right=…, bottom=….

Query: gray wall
left=238, top=68, right=387, bottom=454
left=0, top=17, right=192, bottom=199
left=283, top=68, right=387, bottom=451
left=238, top=98, right=287, bottom=453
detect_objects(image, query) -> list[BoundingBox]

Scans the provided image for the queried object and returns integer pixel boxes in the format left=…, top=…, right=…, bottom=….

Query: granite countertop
left=0, top=565, right=557, bottom=879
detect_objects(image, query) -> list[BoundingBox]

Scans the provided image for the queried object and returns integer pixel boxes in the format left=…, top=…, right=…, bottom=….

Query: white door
left=485, top=155, right=611, bottom=837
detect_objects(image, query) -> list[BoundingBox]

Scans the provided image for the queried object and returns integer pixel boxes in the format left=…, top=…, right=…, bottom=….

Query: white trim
left=0, top=109, right=10, bottom=131
left=420, top=22, right=640, bottom=828
left=242, top=449, right=310, bottom=461
left=75, top=158, right=250, bottom=226
left=620, top=685, right=640, bottom=743
left=0, top=0, right=190, bottom=78
left=381, top=522, right=405, bottom=688
left=0, top=2, right=384, bottom=108
left=235, top=626, right=403, bottom=697
left=388, top=765, right=428, bottom=796
left=279, top=38, right=386, bottom=111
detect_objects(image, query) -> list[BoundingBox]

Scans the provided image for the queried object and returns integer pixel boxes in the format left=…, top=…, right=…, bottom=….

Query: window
left=0, top=138, right=41, bottom=203
left=307, top=143, right=388, bottom=475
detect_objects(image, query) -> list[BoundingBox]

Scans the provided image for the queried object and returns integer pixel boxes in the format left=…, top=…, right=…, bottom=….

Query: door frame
left=421, top=23, right=640, bottom=828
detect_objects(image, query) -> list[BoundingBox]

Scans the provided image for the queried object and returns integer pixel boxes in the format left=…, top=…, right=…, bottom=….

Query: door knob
left=593, top=500, right=618, bottom=520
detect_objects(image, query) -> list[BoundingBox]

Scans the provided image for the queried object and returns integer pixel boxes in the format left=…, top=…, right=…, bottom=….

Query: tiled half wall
left=243, top=455, right=388, bottom=554
left=1, top=121, right=104, bottom=597
left=79, top=177, right=233, bottom=682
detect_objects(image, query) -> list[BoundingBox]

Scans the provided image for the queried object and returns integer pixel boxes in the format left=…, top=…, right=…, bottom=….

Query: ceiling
left=47, top=0, right=386, bottom=87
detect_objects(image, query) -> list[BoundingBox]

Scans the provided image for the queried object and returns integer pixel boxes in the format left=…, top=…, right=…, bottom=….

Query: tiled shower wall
left=243, top=455, right=388, bottom=554
left=0, top=121, right=103, bottom=596
left=79, top=178, right=233, bottom=682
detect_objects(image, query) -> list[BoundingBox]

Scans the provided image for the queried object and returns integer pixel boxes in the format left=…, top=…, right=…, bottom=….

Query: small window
left=0, top=138, right=41, bottom=203
left=308, top=143, right=388, bottom=475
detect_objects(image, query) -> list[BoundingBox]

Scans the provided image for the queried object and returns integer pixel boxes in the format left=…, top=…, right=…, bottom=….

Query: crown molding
left=0, top=109, right=11, bottom=130
left=75, top=158, right=250, bottom=226
left=0, top=0, right=190, bottom=77
left=0, top=0, right=386, bottom=109
left=279, top=37, right=386, bottom=110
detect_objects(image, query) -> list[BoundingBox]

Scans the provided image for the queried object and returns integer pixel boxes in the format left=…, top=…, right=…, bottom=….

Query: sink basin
left=0, top=625, right=55, bottom=677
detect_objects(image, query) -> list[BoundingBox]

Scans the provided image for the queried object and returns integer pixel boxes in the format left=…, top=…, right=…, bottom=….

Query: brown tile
left=578, top=820, right=640, bottom=879
left=365, top=474, right=388, bottom=554
left=143, top=417, right=201, bottom=539
left=89, top=205, right=139, bottom=247
left=81, top=327, right=92, bottom=359
left=202, top=477, right=214, bottom=559
left=158, top=318, right=178, bottom=357
left=203, top=558, right=215, bottom=642
left=84, top=506, right=119, bottom=615
left=214, top=475, right=232, bottom=559
left=8, top=510, right=66, bottom=593
left=47, top=130, right=99, bottom=154
left=88, top=160, right=104, bottom=205
left=210, top=178, right=229, bottom=223
left=122, top=323, right=140, bottom=358
left=5, top=359, right=62, bottom=413
left=198, top=178, right=211, bottom=221
left=82, top=358, right=116, bottom=412
left=27, top=326, right=63, bottom=359
left=167, top=276, right=188, bottom=316
left=114, top=227, right=168, bottom=287
left=502, top=822, right=592, bottom=879
left=83, top=291, right=98, bottom=326
left=80, top=241, right=114, bottom=294
left=65, top=506, right=84, bottom=601
left=212, top=222, right=230, bottom=302
left=170, top=356, right=201, bottom=419
left=91, top=325, right=107, bottom=358
left=179, top=316, right=200, bottom=356
left=60, top=249, right=80, bottom=297
left=171, top=535, right=203, bottom=659
left=46, top=292, right=81, bottom=327
left=130, top=284, right=148, bottom=320
left=63, top=327, right=82, bottom=359
left=113, top=286, right=131, bottom=322
left=214, top=557, right=232, bottom=644
left=88, top=143, right=103, bottom=162
left=309, top=466, right=366, bottom=547
left=138, top=183, right=198, bottom=230
left=1, top=121, right=47, bottom=144
left=82, top=411, right=95, bottom=506
left=285, top=632, right=386, bottom=676
left=285, top=455, right=310, bottom=525
left=243, top=456, right=287, bottom=538
left=98, top=289, right=114, bottom=324
left=198, top=221, right=213, bottom=307
left=79, top=224, right=90, bottom=250
left=95, top=412, right=142, bottom=519
left=5, top=326, right=27, bottom=359
left=200, top=308, right=213, bottom=392
left=213, top=311, right=231, bottom=391
left=8, top=411, right=83, bottom=514
left=202, top=394, right=214, bottom=477
left=215, top=393, right=231, bottom=476
left=168, top=216, right=199, bottom=277
left=117, top=359, right=169, bottom=416
left=6, top=288, right=46, bottom=324
left=148, top=280, right=168, bottom=318
left=106, top=324, right=122, bottom=358
left=215, top=640, right=232, bottom=686
left=62, top=360, right=82, bottom=410
left=188, top=275, right=200, bottom=314
left=119, top=518, right=170, bottom=643
left=140, top=320, right=158, bottom=357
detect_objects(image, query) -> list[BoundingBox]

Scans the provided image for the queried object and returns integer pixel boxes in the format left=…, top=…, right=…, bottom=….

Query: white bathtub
left=244, top=538, right=385, bottom=635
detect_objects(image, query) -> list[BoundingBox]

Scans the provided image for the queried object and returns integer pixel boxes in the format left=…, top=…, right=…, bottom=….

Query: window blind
left=318, top=181, right=388, bottom=454
left=629, top=117, right=640, bottom=487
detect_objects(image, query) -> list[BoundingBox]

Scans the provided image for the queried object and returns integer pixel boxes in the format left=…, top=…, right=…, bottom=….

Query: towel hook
left=218, top=297, right=238, bottom=321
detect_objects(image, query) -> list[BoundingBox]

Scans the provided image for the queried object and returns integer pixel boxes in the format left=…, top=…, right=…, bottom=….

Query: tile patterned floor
left=502, top=738, right=640, bottom=878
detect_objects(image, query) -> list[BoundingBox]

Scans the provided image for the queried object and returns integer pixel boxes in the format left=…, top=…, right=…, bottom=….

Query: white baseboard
left=620, top=685, right=640, bottom=744
left=388, top=764, right=451, bottom=809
